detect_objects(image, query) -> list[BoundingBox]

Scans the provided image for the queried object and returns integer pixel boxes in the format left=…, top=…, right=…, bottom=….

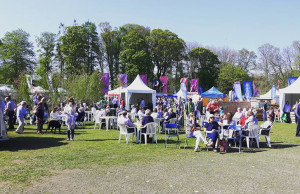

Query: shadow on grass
left=84, top=138, right=119, bottom=141
left=0, top=136, right=67, bottom=151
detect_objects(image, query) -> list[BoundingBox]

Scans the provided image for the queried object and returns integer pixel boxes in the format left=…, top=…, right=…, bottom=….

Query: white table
left=85, top=111, right=93, bottom=121
left=134, top=122, right=144, bottom=143
left=100, top=116, right=117, bottom=131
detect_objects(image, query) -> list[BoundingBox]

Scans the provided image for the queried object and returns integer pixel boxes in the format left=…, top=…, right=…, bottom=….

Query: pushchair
left=176, top=113, right=184, bottom=131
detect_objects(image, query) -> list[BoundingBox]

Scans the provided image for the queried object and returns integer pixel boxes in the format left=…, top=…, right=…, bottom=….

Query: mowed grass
left=0, top=120, right=299, bottom=186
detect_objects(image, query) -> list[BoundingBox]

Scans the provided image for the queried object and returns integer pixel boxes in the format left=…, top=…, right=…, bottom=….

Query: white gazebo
left=258, top=88, right=281, bottom=103
left=121, top=75, right=156, bottom=110
left=279, top=77, right=300, bottom=115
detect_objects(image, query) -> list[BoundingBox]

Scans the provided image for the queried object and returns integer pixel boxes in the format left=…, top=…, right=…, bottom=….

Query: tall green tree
left=36, top=32, right=57, bottom=92
left=148, top=29, right=185, bottom=78
left=217, top=64, right=251, bottom=94
left=237, top=48, right=257, bottom=73
left=188, top=47, right=220, bottom=90
left=100, top=22, right=122, bottom=88
left=82, top=21, right=102, bottom=74
left=58, top=25, right=89, bottom=76
left=0, top=29, right=35, bottom=84
left=15, top=73, right=31, bottom=105
left=120, top=24, right=153, bottom=83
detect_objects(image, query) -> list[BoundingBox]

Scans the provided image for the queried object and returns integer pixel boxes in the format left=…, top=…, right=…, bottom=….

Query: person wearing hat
left=203, top=114, right=220, bottom=152
left=15, top=101, right=29, bottom=134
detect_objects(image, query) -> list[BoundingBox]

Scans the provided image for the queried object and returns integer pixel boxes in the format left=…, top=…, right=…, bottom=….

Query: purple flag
left=253, top=81, right=260, bottom=96
left=160, top=76, right=168, bottom=93
left=180, top=78, right=188, bottom=88
left=101, top=73, right=109, bottom=94
left=119, top=74, right=127, bottom=88
left=190, top=79, right=198, bottom=92
left=140, top=75, right=147, bottom=85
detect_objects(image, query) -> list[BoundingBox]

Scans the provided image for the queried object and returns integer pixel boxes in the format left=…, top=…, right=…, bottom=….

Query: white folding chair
left=242, top=125, right=260, bottom=149
left=118, top=124, right=136, bottom=144
left=140, top=122, right=158, bottom=144
left=259, top=124, right=273, bottom=147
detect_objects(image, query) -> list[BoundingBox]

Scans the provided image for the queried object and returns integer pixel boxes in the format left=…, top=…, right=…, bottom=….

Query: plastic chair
left=224, top=125, right=242, bottom=152
left=259, top=124, right=273, bottom=147
left=118, top=124, right=136, bottom=144
left=169, top=118, right=177, bottom=124
left=242, top=125, right=260, bottom=149
left=184, top=130, right=197, bottom=149
left=140, top=122, right=158, bottom=144
left=165, top=123, right=180, bottom=149
left=154, top=118, right=162, bottom=133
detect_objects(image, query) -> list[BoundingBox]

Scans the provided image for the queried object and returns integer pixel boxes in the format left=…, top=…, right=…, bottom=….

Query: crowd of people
left=1, top=92, right=299, bottom=150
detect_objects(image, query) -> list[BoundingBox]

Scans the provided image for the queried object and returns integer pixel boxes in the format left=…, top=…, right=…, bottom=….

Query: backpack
left=219, top=139, right=228, bottom=153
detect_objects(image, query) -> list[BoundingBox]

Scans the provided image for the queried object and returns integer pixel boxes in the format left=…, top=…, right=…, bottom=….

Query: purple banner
left=119, top=74, right=127, bottom=88
left=180, top=78, right=188, bottom=88
left=190, top=79, right=198, bottom=92
left=253, top=81, right=260, bottom=96
left=160, top=76, right=168, bottom=93
left=102, top=73, right=109, bottom=94
left=140, top=75, right=147, bottom=85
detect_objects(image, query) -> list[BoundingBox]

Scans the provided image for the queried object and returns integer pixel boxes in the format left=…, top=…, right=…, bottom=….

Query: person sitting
left=76, top=107, right=85, bottom=122
left=186, top=113, right=208, bottom=152
left=47, top=107, right=62, bottom=133
left=206, top=100, right=220, bottom=114
left=137, top=107, right=145, bottom=120
left=260, top=115, right=273, bottom=135
left=142, top=109, right=154, bottom=126
left=157, top=106, right=163, bottom=118
left=218, top=112, right=236, bottom=127
left=203, top=114, right=220, bottom=152
left=245, top=111, right=258, bottom=129
left=165, top=108, right=176, bottom=122
left=233, top=107, right=243, bottom=120
left=151, top=108, right=158, bottom=119
left=117, top=105, right=125, bottom=116
left=117, top=111, right=134, bottom=127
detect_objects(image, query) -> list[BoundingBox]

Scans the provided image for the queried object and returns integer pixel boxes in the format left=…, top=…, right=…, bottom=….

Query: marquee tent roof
left=201, top=87, right=225, bottom=98
left=121, top=75, right=156, bottom=110
left=108, top=87, right=124, bottom=95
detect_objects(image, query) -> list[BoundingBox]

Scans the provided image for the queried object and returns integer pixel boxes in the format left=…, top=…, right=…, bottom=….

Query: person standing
left=185, top=98, right=195, bottom=117
left=5, top=96, right=15, bottom=130
left=196, top=97, right=204, bottom=119
left=283, top=101, right=292, bottom=123
left=140, top=98, right=145, bottom=109
left=64, top=97, right=76, bottom=141
left=295, top=99, right=300, bottom=137
left=0, top=97, right=7, bottom=137
left=35, top=98, right=46, bottom=134
left=15, top=101, right=29, bottom=134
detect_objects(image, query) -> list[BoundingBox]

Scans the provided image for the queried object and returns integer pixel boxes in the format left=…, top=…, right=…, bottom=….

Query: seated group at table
left=196, top=107, right=273, bottom=152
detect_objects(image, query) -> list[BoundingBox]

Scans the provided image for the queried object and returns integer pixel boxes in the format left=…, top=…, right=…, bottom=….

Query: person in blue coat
left=15, top=101, right=29, bottom=134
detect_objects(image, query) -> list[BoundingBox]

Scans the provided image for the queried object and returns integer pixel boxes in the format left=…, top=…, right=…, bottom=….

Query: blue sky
left=0, top=0, right=299, bottom=51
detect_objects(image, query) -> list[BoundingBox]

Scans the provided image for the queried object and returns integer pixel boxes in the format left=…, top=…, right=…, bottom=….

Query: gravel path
left=3, top=144, right=300, bottom=194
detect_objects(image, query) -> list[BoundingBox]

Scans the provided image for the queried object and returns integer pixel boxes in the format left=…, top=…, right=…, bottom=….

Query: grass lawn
left=0, top=121, right=300, bottom=193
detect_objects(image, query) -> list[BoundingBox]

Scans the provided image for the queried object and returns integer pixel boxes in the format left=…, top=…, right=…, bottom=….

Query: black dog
left=46, top=120, right=62, bottom=134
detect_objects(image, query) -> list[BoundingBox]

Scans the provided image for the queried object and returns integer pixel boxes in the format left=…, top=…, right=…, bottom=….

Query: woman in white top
left=186, top=113, right=208, bottom=152
left=50, top=107, right=60, bottom=121
left=151, top=108, right=158, bottom=119
left=64, top=98, right=76, bottom=141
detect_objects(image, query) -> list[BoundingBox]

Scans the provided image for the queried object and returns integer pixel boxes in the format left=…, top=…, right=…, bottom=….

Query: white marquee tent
left=121, top=75, right=156, bottom=110
left=258, top=88, right=281, bottom=103
left=279, top=76, right=300, bottom=115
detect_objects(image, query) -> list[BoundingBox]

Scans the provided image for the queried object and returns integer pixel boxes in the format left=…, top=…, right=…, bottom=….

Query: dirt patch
left=7, top=145, right=300, bottom=194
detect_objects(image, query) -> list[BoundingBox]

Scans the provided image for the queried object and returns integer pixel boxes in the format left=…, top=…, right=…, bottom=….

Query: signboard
left=218, top=102, right=251, bottom=114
